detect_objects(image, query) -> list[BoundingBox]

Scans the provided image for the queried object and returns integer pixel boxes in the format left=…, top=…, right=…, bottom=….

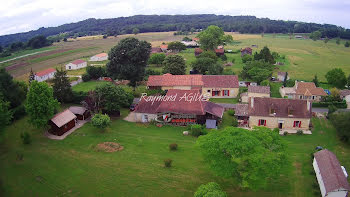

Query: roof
left=193, top=37, right=200, bottom=41
left=278, top=71, right=287, bottom=76
left=295, top=82, right=327, bottom=96
left=232, top=104, right=249, bottom=116
left=68, top=106, right=87, bottom=115
left=147, top=74, right=239, bottom=88
left=215, top=49, right=224, bottom=54
left=194, top=48, right=203, bottom=54
left=281, top=87, right=296, bottom=94
left=160, top=44, right=168, bottom=49
left=340, top=89, right=350, bottom=98
left=71, top=59, right=86, bottom=65
left=241, top=47, right=252, bottom=52
left=50, top=109, right=76, bottom=128
left=35, top=68, right=56, bottom=77
left=314, top=149, right=350, bottom=194
left=93, top=53, right=107, bottom=58
left=151, top=47, right=163, bottom=53
left=248, top=97, right=312, bottom=119
left=204, top=101, right=225, bottom=118
left=134, top=96, right=162, bottom=114
left=248, top=85, right=270, bottom=94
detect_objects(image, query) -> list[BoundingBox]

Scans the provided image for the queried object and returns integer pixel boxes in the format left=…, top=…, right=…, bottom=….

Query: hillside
left=1, top=14, right=350, bottom=46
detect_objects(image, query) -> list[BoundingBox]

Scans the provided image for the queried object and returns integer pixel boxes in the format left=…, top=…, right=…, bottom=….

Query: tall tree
left=0, top=68, right=26, bottom=109
left=312, top=74, right=319, bottom=87
left=197, top=127, right=287, bottom=189
left=52, top=68, right=73, bottom=103
left=132, top=28, right=140, bottom=35
left=325, top=68, right=347, bottom=89
left=167, top=41, right=186, bottom=52
left=254, top=46, right=275, bottom=64
left=241, top=60, right=274, bottom=84
left=29, top=68, right=35, bottom=84
left=162, top=55, right=186, bottom=75
left=107, top=38, right=151, bottom=88
left=329, top=112, right=350, bottom=143
left=283, top=72, right=288, bottom=87
left=25, top=81, right=59, bottom=128
left=310, top=30, right=322, bottom=41
left=0, top=96, right=12, bottom=133
left=148, top=53, right=166, bottom=66
left=197, top=25, right=232, bottom=50
left=27, top=35, right=51, bottom=49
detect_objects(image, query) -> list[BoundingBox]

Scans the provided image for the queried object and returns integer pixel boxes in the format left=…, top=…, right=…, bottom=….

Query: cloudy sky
left=0, top=0, right=349, bottom=36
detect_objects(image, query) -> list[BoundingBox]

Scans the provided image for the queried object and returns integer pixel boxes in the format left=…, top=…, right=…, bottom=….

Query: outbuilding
left=69, top=106, right=90, bottom=120
left=34, top=68, right=56, bottom=82
left=90, top=53, right=108, bottom=61
left=313, top=149, right=350, bottom=197
left=49, top=109, right=77, bottom=136
left=65, top=59, right=87, bottom=70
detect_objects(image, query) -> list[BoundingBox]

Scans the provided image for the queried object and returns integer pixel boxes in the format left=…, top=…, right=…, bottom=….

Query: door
left=278, top=123, right=283, bottom=129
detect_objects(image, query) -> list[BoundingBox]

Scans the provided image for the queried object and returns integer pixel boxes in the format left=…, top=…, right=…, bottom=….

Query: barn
left=65, top=59, right=87, bottom=70
left=90, top=53, right=108, bottom=61
left=69, top=106, right=90, bottom=120
left=34, top=68, right=56, bottom=82
left=49, top=109, right=77, bottom=136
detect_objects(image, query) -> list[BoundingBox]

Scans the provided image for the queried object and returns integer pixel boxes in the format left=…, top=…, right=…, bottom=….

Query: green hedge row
left=312, top=101, right=347, bottom=108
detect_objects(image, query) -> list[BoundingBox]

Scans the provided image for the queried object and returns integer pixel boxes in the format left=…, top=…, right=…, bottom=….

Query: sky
left=0, top=0, right=350, bottom=36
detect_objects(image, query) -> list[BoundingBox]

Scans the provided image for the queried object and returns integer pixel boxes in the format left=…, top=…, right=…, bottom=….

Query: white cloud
left=0, top=0, right=349, bottom=36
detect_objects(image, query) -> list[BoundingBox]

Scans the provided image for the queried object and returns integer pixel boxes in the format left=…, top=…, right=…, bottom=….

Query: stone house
left=241, top=85, right=270, bottom=103
left=248, top=97, right=312, bottom=130
left=147, top=74, right=239, bottom=98
left=280, top=81, right=327, bottom=101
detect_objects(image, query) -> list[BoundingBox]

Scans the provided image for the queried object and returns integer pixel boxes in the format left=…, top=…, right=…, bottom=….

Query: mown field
left=0, top=108, right=349, bottom=197
left=2, top=31, right=350, bottom=82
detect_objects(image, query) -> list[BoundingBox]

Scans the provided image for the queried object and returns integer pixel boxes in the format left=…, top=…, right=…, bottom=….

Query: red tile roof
left=147, top=74, right=239, bottom=88
left=35, top=68, right=56, bottom=77
left=248, top=97, right=312, bottom=119
left=71, top=59, right=86, bottom=65
left=340, top=89, right=350, bottom=98
left=160, top=44, right=168, bottom=49
left=94, top=53, right=107, bottom=57
left=295, top=82, right=327, bottom=96
left=314, top=149, right=350, bottom=194
left=215, top=48, right=224, bottom=54
left=151, top=47, right=163, bottom=53
left=193, top=37, right=199, bottom=41
left=248, top=85, right=270, bottom=94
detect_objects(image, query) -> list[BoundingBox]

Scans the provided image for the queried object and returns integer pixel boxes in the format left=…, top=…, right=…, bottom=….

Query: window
left=288, top=109, right=294, bottom=116
left=270, top=108, right=276, bottom=115
left=223, top=90, right=229, bottom=96
left=293, top=121, right=301, bottom=128
left=299, top=95, right=302, bottom=99
left=69, top=66, right=71, bottom=69
left=143, top=114, right=148, bottom=122
left=258, top=119, right=266, bottom=126
left=312, top=96, right=315, bottom=100
left=207, top=90, right=211, bottom=93
left=212, top=91, right=220, bottom=96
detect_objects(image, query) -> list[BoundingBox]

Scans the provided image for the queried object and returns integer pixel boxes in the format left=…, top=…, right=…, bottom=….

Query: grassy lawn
left=209, top=97, right=239, bottom=104
left=270, top=82, right=282, bottom=98
left=72, top=80, right=110, bottom=92
left=0, top=105, right=349, bottom=197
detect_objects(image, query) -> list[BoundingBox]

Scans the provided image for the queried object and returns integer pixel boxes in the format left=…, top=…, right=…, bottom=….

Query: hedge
left=312, top=101, right=347, bottom=108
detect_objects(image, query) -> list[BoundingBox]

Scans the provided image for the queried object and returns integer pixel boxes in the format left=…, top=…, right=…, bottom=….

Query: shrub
left=220, top=54, right=227, bottom=61
left=86, top=66, right=106, bottom=79
left=82, top=73, right=91, bottom=82
left=190, top=124, right=202, bottom=137
left=296, top=130, right=303, bottom=135
left=312, top=101, right=347, bottom=108
left=91, top=113, right=111, bottom=129
left=345, top=41, right=350, bottom=48
left=232, top=117, right=238, bottom=127
left=260, top=79, right=270, bottom=86
left=231, top=58, right=235, bottom=64
left=20, top=132, right=31, bottom=144
left=283, top=131, right=288, bottom=136
left=242, top=54, right=252, bottom=63
left=227, top=109, right=235, bottom=116
left=164, top=159, right=172, bottom=167
left=194, top=182, right=227, bottom=197
left=273, top=128, right=279, bottom=133
left=169, top=143, right=178, bottom=151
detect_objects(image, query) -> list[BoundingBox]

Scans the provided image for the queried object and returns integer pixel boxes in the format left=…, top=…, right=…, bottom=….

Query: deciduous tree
left=25, top=81, right=59, bottom=128
left=241, top=60, right=273, bottom=84
left=325, top=68, right=347, bottom=89
left=148, top=53, right=166, bottom=66
left=167, top=41, right=186, bottom=52
left=310, top=31, right=322, bottom=41
left=194, top=182, right=227, bottom=197
left=91, top=113, right=110, bottom=129
left=0, top=96, right=12, bottom=132
left=312, top=74, right=319, bottom=87
left=162, top=55, right=186, bottom=75
left=197, top=25, right=232, bottom=50
left=0, top=68, right=26, bottom=109
left=329, top=112, right=350, bottom=142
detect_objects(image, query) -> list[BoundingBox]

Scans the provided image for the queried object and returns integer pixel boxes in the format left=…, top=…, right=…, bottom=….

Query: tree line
left=1, top=14, right=350, bottom=47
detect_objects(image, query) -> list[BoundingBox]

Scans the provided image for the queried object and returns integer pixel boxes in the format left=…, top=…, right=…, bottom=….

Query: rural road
left=0, top=49, right=52, bottom=64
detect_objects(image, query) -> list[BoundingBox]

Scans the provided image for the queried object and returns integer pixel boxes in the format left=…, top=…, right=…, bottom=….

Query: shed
left=313, top=149, right=350, bottom=197
left=65, top=59, right=87, bottom=70
left=34, top=68, right=56, bottom=82
left=69, top=106, right=90, bottom=120
left=49, top=109, right=77, bottom=136
left=206, top=119, right=217, bottom=129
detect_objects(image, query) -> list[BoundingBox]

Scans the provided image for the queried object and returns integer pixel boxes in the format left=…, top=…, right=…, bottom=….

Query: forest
left=0, top=14, right=350, bottom=46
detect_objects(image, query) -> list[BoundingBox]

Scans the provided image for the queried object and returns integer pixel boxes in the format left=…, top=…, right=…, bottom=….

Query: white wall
left=34, top=72, right=56, bottom=82
left=313, top=158, right=327, bottom=197
left=90, top=56, right=107, bottom=61
left=65, top=62, right=87, bottom=70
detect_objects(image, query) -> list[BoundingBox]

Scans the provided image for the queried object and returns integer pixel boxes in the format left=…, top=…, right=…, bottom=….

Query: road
left=0, top=49, right=52, bottom=64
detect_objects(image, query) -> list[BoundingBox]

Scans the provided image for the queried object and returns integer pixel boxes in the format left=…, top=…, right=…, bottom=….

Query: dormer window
left=288, top=105, right=294, bottom=116
left=270, top=108, right=276, bottom=115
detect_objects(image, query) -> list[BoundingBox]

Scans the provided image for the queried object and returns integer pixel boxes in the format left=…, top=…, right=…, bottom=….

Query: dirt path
left=0, top=49, right=52, bottom=64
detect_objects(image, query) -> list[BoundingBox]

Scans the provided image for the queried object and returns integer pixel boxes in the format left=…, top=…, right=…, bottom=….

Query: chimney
left=295, top=80, right=298, bottom=89
left=307, top=100, right=311, bottom=111
left=250, top=97, right=254, bottom=108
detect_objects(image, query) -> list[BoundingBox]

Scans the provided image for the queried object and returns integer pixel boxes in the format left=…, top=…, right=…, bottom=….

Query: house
left=160, top=44, right=168, bottom=52
left=34, top=68, right=56, bottom=82
left=90, top=53, right=108, bottom=61
left=68, top=106, right=90, bottom=120
left=241, top=47, right=252, bottom=56
left=313, top=149, right=350, bottom=197
left=65, top=59, right=87, bottom=70
left=147, top=74, right=239, bottom=98
left=49, top=109, right=77, bottom=136
left=340, top=90, right=350, bottom=109
left=277, top=72, right=290, bottom=81
left=241, top=85, right=270, bottom=103
left=133, top=89, right=224, bottom=126
left=295, top=35, right=303, bottom=39
left=151, top=47, right=163, bottom=54
left=248, top=97, right=312, bottom=130
left=194, top=48, right=225, bottom=56
left=181, top=41, right=199, bottom=48
left=193, top=37, right=200, bottom=42
left=280, top=81, right=327, bottom=101
left=239, top=81, right=258, bottom=87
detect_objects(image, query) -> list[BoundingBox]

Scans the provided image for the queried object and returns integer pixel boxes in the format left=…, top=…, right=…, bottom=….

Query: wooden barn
left=49, top=109, right=77, bottom=136
left=69, top=106, right=90, bottom=120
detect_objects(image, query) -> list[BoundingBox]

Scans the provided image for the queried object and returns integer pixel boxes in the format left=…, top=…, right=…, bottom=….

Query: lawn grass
left=72, top=80, right=110, bottom=92
left=0, top=107, right=349, bottom=197
left=209, top=97, right=239, bottom=104
left=270, top=82, right=282, bottom=98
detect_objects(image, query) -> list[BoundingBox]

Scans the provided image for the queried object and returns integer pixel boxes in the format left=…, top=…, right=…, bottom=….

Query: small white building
left=313, top=149, right=350, bottom=197
left=90, top=53, right=108, bottom=61
left=239, top=81, right=257, bottom=87
left=65, top=59, right=87, bottom=70
left=34, top=68, right=56, bottom=82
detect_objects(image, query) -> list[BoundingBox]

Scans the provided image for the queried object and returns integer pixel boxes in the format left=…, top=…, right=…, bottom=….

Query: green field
left=1, top=107, right=349, bottom=196
left=72, top=81, right=110, bottom=92
left=0, top=46, right=56, bottom=63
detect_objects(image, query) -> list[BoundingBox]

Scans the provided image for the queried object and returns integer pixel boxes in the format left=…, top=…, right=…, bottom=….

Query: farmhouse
left=49, top=109, right=77, bottom=136
left=277, top=72, right=289, bottom=82
left=133, top=89, right=224, bottom=127
left=241, top=85, right=270, bottom=103
left=34, top=68, right=56, bottom=82
left=90, top=53, right=108, bottom=61
left=248, top=97, right=312, bottom=130
left=313, top=149, right=350, bottom=197
left=68, top=106, right=90, bottom=120
left=65, top=59, right=87, bottom=70
left=280, top=81, right=327, bottom=101
left=241, top=47, right=252, bottom=56
left=160, top=44, right=168, bottom=52
left=147, top=74, right=239, bottom=98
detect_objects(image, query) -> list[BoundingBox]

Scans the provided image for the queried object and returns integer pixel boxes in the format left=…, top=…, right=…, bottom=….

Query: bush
left=82, top=73, right=91, bottom=82
left=312, top=101, right=347, bottom=108
left=20, top=132, right=31, bottom=144
left=194, top=182, right=227, bottom=197
left=242, top=54, right=253, bottom=63
left=273, top=128, right=279, bottom=133
left=232, top=117, right=238, bottom=127
left=12, top=105, right=26, bottom=120
left=345, top=41, right=350, bottom=48
left=260, top=79, right=270, bottom=86
left=91, top=113, right=111, bottom=129
left=296, top=130, right=303, bottom=135
left=72, top=91, right=88, bottom=104
left=283, top=131, right=288, bottom=136
left=220, top=54, right=227, bottom=61
left=231, top=58, right=235, bottom=64
left=227, top=109, right=235, bottom=116
left=164, top=159, right=172, bottom=167
left=86, top=66, right=105, bottom=79
left=190, top=124, right=203, bottom=137
left=169, top=143, right=178, bottom=151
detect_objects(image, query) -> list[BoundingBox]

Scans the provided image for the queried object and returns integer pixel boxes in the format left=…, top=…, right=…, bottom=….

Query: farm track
left=0, top=49, right=52, bottom=64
